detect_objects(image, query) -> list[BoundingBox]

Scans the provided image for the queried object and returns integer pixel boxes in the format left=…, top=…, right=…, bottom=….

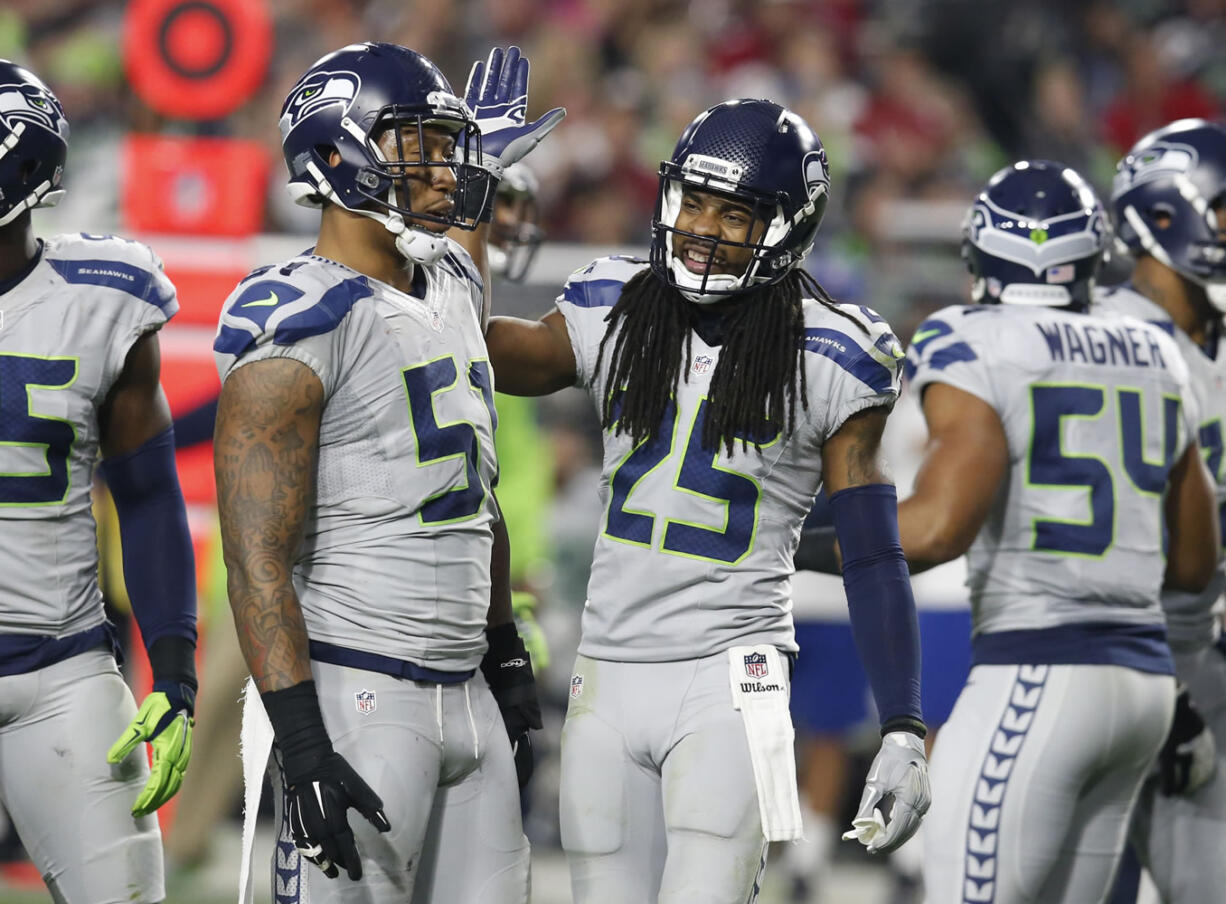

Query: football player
left=0, top=61, right=197, bottom=903
left=213, top=43, right=561, bottom=902
left=484, top=99, right=931, bottom=903
left=896, top=160, right=1219, bottom=903
left=1099, top=119, right=1226, bottom=904
left=488, top=162, right=544, bottom=284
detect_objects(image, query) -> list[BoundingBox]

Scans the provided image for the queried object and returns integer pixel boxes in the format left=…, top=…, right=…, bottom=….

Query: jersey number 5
left=604, top=396, right=776, bottom=565
left=402, top=355, right=497, bottom=524
left=0, top=354, right=78, bottom=507
left=1027, top=383, right=1180, bottom=557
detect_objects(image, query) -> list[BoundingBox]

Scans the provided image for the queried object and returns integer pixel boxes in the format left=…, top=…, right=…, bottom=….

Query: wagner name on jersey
left=906, top=302, right=1196, bottom=667
left=558, top=256, right=904, bottom=662
left=213, top=241, right=497, bottom=671
left=1096, top=283, right=1226, bottom=655
left=0, top=234, right=177, bottom=642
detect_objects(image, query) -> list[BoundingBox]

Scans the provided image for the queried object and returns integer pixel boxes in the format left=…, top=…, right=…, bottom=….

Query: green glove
left=511, top=589, right=550, bottom=672
left=107, top=686, right=194, bottom=817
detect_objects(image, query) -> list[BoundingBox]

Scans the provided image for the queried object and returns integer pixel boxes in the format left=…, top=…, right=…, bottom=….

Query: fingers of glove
left=464, top=59, right=485, bottom=106
left=868, top=799, right=924, bottom=853
left=335, top=826, right=364, bottom=881
left=336, top=761, right=391, bottom=832
left=482, top=47, right=504, bottom=101
left=851, top=781, right=884, bottom=824
left=512, top=734, right=534, bottom=789
left=106, top=693, right=171, bottom=763
left=495, top=108, right=566, bottom=168
left=130, top=717, right=191, bottom=815
left=498, top=46, right=523, bottom=100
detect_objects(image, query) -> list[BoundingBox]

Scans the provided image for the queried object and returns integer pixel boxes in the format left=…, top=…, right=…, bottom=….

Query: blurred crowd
left=6, top=1, right=1226, bottom=265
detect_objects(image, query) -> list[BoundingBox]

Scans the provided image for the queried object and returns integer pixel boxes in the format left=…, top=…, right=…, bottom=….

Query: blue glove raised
left=465, top=46, right=565, bottom=181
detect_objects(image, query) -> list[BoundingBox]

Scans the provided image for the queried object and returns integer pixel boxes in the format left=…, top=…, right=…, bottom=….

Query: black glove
left=1159, top=686, right=1217, bottom=796
left=481, top=623, right=543, bottom=788
left=263, top=682, right=391, bottom=880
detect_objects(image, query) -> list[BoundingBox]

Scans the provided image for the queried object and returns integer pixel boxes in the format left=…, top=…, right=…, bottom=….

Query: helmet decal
left=279, top=70, right=360, bottom=138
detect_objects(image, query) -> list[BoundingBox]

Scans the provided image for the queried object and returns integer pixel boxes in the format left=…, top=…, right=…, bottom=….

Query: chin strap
left=297, top=162, right=450, bottom=266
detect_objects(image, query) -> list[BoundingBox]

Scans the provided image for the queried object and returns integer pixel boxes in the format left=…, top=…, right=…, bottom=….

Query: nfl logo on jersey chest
left=354, top=689, right=376, bottom=715
left=691, top=354, right=714, bottom=376
left=744, top=652, right=769, bottom=679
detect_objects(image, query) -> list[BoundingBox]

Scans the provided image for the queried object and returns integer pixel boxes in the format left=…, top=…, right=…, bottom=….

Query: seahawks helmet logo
left=1114, top=140, right=1197, bottom=194
left=0, top=82, right=68, bottom=141
left=279, top=70, right=361, bottom=136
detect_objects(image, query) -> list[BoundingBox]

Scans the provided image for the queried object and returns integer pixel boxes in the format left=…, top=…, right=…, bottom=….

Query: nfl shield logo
left=570, top=675, right=584, bottom=699
left=354, top=689, right=376, bottom=715
left=692, top=354, right=714, bottom=375
left=744, top=652, right=769, bottom=679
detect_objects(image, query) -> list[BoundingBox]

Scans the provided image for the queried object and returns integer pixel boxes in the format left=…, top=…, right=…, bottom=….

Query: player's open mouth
left=679, top=243, right=725, bottom=274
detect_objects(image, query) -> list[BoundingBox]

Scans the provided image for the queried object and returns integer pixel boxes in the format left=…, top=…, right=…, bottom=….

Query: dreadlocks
left=594, top=267, right=866, bottom=456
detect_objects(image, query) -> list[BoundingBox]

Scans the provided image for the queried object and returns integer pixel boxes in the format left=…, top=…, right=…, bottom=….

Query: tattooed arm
left=896, top=383, right=1009, bottom=573
left=214, top=357, right=323, bottom=693
left=821, top=406, right=894, bottom=494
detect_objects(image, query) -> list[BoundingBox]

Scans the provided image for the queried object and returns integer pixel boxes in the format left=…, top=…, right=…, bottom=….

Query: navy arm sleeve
left=829, top=483, right=925, bottom=736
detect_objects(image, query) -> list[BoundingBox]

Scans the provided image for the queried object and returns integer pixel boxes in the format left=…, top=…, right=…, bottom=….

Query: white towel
left=727, top=645, right=802, bottom=841
left=237, top=677, right=275, bottom=904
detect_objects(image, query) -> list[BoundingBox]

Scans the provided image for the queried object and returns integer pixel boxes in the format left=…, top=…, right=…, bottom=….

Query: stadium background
left=2, top=0, right=1224, bottom=901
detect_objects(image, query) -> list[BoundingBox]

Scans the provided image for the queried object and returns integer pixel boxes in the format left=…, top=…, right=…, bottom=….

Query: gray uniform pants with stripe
left=0, top=647, right=163, bottom=904
left=924, top=663, right=1173, bottom=904
left=269, top=661, right=529, bottom=904
left=1127, top=644, right=1226, bottom=902
left=560, top=653, right=771, bottom=904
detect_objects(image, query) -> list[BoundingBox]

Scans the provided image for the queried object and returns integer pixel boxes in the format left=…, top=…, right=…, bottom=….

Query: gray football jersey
left=0, top=234, right=177, bottom=635
left=213, top=243, right=497, bottom=670
left=1096, top=283, right=1226, bottom=651
left=559, top=256, right=904, bottom=662
left=906, top=303, right=1197, bottom=636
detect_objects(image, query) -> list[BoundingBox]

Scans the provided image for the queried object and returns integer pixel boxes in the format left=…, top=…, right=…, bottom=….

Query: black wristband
left=148, top=634, right=198, bottom=691
left=794, top=526, right=841, bottom=574
left=881, top=716, right=928, bottom=740
left=481, top=623, right=528, bottom=676
left=261, top=680, right=335, bottom=782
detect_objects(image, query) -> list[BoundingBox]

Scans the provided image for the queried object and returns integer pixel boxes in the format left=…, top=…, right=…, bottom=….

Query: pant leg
left=1036, top=667, right=1173, bottom=904
left=0, top=648, right=163, bottom=904
left=269, top=662, right=444, bottom=904
left=926, top=664, right=1173, bottom=904
left=560, top=655, right=667, bottom=904
left=1131, top=646, right=1226, bottom=903
left=657, top=653, right=769, bottom=904
left=411, top=676, right=529, bottom=904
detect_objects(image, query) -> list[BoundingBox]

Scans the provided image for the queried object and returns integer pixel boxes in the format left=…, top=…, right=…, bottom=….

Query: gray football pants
left=560, top=653, right=771, bottom=904
left=924, top=664, right=1174, bottom=904
left=268, top=660, right=530, bottom=904
left=0, top=647, right=163, bottom=904
left=1127, top=644, right=1226, bottom=903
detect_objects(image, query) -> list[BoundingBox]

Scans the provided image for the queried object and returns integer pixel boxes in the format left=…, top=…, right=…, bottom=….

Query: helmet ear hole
left=316, top=144, right=341, bottom=167
left=18, top=158, right=38, bottom=181
left=1149, top=203, right=1175, bottom=229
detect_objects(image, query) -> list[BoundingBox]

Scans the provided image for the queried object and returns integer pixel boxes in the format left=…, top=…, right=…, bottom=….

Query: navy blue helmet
left=0, top=60, right=68, bottom=228
left=279, top=42, right=485, bottom=264
left=650, top=99, right=830, bottom=303
left=962, top=160, right=1109, bottom=310
left=1112, top=119, right=1226, bottom=311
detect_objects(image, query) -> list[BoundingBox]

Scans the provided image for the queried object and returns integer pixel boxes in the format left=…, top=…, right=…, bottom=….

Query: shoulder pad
left=214, top=261, right=371, bottom=359
left=802, top=301, right=904, bottom=395
left=559, top=256, right=649, bottom=309
left=44, top=233, right=176, bottom=313
left=903, top=304, right=985, bottom=380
